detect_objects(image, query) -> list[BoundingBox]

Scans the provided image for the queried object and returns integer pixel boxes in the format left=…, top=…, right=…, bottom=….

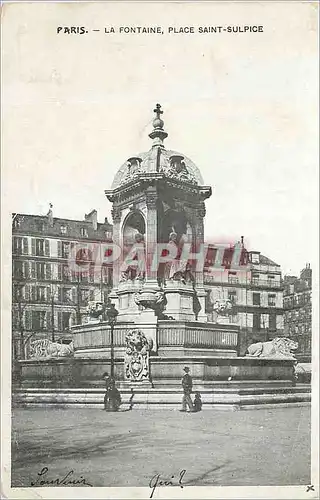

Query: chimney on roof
left=47, top=203, right=53, bottom=227
left=241, top=236, right=244, bottom=247
left=85, top=209, right=98, bottom=230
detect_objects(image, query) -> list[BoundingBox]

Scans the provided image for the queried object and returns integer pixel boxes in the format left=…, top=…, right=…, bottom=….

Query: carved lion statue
left=125, top=329, right=152, bottom=355
left=29, top=339, right=74, bottom=359
left=213, top=299, right=233, bottom=316
left=246, top=337, right=298, bottom=359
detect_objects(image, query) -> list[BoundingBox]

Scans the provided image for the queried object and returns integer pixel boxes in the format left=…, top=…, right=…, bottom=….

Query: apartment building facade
left=283, top=264, right=312, bottom=361
left=204, top=244, right=284, bottom=355
left=12, top=208, right=113, bottom=359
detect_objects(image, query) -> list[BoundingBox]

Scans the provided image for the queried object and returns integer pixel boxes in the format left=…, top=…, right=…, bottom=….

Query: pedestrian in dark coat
left=102, top=372, right=115, bottom=410
left=180, top=366, right=194, bottom=412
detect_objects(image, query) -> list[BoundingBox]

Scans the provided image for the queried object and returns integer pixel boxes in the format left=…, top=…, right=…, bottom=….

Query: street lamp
left=106, top=301, right=119, bottom=379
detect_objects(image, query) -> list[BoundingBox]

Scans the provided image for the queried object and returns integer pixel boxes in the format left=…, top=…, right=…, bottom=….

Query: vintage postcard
left=1, top=1, right=319, bottom=499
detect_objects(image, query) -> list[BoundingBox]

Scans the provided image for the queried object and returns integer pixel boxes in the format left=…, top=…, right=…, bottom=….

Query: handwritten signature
left=149, top=469, right=186, bottom=498
left=30, top=467, right=93, bottom=487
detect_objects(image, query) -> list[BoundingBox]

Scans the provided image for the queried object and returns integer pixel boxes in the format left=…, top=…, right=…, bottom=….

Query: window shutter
left=58, top=241, right=62, bottom=258
left=72, top=287, right=77, bottom=304
left=23, top=238, right=28, bottom=255
left=89, top=288, right=95, bottom=301
left=31, top=239, right=36, bottom=256
left=45, top=240, right=50, bottom=257
left=89, top=265, right=94, bottom=283
left=31, top=262, right=36, bottom=279
left=25, top=310, right=32, bottom=330
left=57, top=311, right=62, bottom=331
left=58, top=264, right=62, bottom=280
left=46, top=311, right=51, bottom=331
left=45, top=264, right=51, bottom=280
left=31, top=286, right=36, bottom=301
left=12, top=309, right=18, bottom=329
left=70, top=311, right=76, bottom=326
left=23, top=261, right=29, bottom=279
left=25, top=284, right=30, bottom=301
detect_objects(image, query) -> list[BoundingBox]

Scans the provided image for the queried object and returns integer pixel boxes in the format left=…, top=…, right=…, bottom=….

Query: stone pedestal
left=116, top=280, right=142, bottom=322
left=195, top=288, right=208, bottom=322
left=136, top=308, right=158, bottom=354
left=164, top=282, right=196, bottom=321
left=216, top=316, right=234, bottom=326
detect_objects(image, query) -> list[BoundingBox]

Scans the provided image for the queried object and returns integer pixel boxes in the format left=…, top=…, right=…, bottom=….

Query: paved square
left=11, top=406, right=310, bottom=489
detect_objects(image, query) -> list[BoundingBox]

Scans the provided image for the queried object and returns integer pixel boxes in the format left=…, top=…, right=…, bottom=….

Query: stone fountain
left=13, top=105, right=309, bottom=410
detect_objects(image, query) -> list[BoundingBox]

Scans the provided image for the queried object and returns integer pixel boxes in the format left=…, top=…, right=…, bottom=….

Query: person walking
left=180, top=366, right=194, bottom=412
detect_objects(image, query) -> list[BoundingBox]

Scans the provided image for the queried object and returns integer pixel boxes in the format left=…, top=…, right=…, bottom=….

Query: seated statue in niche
left=120, top=232, right=146, bottom=282
left=165, top=231, right=193, bottom=284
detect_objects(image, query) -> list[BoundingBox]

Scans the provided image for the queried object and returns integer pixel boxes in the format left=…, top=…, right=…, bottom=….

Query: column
left=193, top=203, right=207, bottom=322
left=145, top=187, right=158, bottom=283
left=111, top=206, right=122, bottom=288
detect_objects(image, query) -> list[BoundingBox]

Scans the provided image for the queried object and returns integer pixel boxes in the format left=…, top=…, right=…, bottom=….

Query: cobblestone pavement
left=11, top=406, right=310, bottom=489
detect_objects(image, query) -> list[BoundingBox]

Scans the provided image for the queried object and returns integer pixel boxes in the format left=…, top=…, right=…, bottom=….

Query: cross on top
left=153, top=103, right=163, bottom=118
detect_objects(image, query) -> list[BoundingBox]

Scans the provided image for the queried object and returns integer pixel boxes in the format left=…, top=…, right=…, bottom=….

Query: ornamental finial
left=149, top=103, right=168, bottom=147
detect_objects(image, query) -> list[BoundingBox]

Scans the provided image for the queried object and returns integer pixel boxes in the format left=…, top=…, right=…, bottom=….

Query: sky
left=2, top=2, right=318, bottom=276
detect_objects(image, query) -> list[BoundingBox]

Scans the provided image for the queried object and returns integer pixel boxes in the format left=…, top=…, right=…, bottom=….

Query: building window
left=268, top=294, right=276, bottom=307
left=13, top=217, right=21, bottom=228
left=105, top=230, right=112, bottom=241
left=251, top=252, right=260, bottom=264
left=253, top=293, right=260, bottom=306
left=13, top=237, right=23, bottom=254
left=36, top=286, right=47, bottom=302
left=32, top=311, right=47, bottom=330
left=36, top=262, right=45, bottom=280
left=36, top=220, right=45, bottom=232
left=251, top=273, right=259, bottom=285
left=253, top=313, right=261, bottom=330
left=13, top=284, right=24, bottom=301
left=13, top=237, right=28, bottom=255
left=228, top=291, right=237, bottom=304
left=62, top=288, right=72, bottom=303
left=13, top=261, right=24, bottom=280
left=35, top=239, right=45, bottom=256
left=62, top=312, right=71, bottom=331
left=60, top=225, right=67, bottom=235
left=61, top=241, right=70, bottom=258
left=80, top=289, right=89, bottom=306
left=62, top=264, right=71, bottom=282
left=80, top=227, right=88, bottom=238
left=228, top=272, right=238, bottom=284
left=269, top=314, right=277, bottom=331
left=102, top=265, right=113, bottom=285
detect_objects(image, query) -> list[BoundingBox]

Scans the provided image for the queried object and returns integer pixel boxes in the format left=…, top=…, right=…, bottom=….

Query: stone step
left=13, top=383, right=311, bottom=395
left=12, top=386, right=311, bottom=410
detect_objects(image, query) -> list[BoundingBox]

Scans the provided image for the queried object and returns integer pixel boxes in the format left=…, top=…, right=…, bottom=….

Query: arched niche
left=122, top=210, right=146, bottom=247
left=160, top=209, right=193, bottom=244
